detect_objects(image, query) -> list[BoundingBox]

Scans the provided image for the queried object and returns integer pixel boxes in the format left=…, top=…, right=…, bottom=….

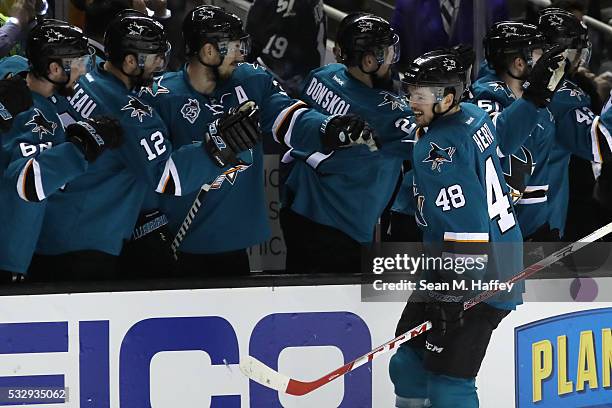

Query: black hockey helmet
left=483, top=21, right=546, bottom=72
left=27, top=19, right=91, bottom=78
left=402, top=50, right=468, bottom=106
left=104, top=10, right=170, bottom=69
left=538, top=8, right=591, bottom=67
left=337, top=14, right=400, bottom=68
left=334, top=12, right=368, bottom=63
left=183, top=5, right=250, bottom=58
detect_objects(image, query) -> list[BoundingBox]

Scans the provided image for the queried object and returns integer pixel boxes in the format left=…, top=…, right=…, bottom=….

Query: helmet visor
left=566, top=44, right=591, bottom=68
left=383, top=34, right=401, bottom=65
left=402, top=83, right=464, bottom=104
left=221, top=35, right=252, bottom=58
left=60, top=46, right=95, bottom=80
left=142, top=41, right=171, bottom=74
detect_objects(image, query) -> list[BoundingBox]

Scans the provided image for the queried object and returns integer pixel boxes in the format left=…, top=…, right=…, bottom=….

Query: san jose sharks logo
left=127, top=22, right=146, bottom=36
left=204, top=93, right=232, bottom=116
left=121, top=96, right=152, bottom=122
left=209, top=161, right=252, bottom=189
left=557, top=81, right=585, bottom=101
left=194, top=8, right=215, bottom=20
left=138, top=76, right=169, bottom=98
left=501, top=25, right=519, bottom=37
left=488, top=81, right=514, bottom=99
left=548, top=15, right=564, bottom=27
left=442, top=58, right=456, bottom=71
left=45, top=29, right=66, bottom=43
left=423, top=142, right=455, bottom=172
left=503, top=146, right=534, bottom=203
left=180, top=98, right=201, bottom=124
left=358, top=20, right=373, bottom=32
left=378, top=91, right=408, bottom=111
left=25, top=109, right=57, bottom=139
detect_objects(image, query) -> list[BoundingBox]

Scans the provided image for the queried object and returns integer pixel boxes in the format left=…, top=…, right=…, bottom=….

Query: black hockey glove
left=0, top=75, right=33, bottom=133
left=205, top=100, right=261, bottom=167
left=66, top=116, right=123, bottom=162
left=523, top=44, right=567, bottom=108
left=320, top=114, right=379, bottom=152
left=425, top=301, right=465, bottom=337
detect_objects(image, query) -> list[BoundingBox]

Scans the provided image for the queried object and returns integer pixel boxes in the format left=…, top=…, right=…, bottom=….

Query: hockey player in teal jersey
left=31, top=11, right=262, bottom=279
left=471, top=22, right=566, bottom=239
left=0, top=20, right=120, bottom=280
left=281, top=13, right=416, bottom=273
left=389, top=51, right=523, bottom=408
left=538, top=8, right=608, bottom=237
left=143, top=5, right=374, bottom=275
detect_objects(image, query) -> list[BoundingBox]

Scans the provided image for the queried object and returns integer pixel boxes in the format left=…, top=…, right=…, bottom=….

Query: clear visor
left=60, top=46, right=95, bottom=84
left=565, top=45, right=591, bottom=69
left=219, top=36, right=252, bottom=58
left=373, top=34, right=400, bottom=66
left=403, top=84, right=462, bottom=104
left=140, top=42, right=172, bottom=74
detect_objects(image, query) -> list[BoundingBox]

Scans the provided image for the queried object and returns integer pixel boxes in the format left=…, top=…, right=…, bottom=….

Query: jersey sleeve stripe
left=17, top=158, right=45, bottom=202
left=305, top=151, right=334, bottom=170
left=592, top=117, right=612, bottom=163
left=156, top=157, right=181, bottom=196
left=272, top=101, right=308, bottom=146
left=443, top=232, right=489, bottom=242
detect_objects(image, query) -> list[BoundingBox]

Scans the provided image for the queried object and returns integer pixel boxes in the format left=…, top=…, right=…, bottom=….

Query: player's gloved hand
left=0, top=75, right=33, bottom=133
left=425, top=301, right=465, bottom=337
left=320, top=113, right=379, bottom=152
left=205, top=100, right=261, bottom=167
left=66, top=116, right=123, bottom=162
left=523, top=44, right=567, bottom=108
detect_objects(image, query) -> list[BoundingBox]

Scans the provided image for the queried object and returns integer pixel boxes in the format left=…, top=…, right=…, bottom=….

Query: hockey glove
left=0, top=75, right=33, bottom=133
left=205, top=100, right=261, bottom=167
left=523, top=44, right=567, bottom=108
left=66, top=116, right=123, bottom=162
left=321, top=114, right=378, bottom=152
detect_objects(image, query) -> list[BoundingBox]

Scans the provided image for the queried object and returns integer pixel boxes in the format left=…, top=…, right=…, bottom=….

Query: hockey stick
left=170, top=183, right=211, bottom=260
left=240, top=221, right=612, bottom=396
left=170, top=164, right=249, bottom=260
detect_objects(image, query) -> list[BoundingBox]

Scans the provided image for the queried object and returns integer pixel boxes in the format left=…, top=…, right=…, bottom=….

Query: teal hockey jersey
left=284, top=63, right=415, bottom=243
left=470, top=72, right=555, bottom=238
left=36, top=65, right=234, bottom=256
left=0, top=93, right=87, bottom=272
left=145, top=62, right=329, bottom=254
left=412, top=103, right=523, bottom=308
left=547, top=79, right=598, bottom=235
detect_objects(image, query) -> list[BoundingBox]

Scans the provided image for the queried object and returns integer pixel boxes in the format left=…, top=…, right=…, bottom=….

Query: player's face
left=217, top=38, right=250, bottom=79
left=141, top=45, right=171, bottom=80
left=406, top=86, right=437, bottom=126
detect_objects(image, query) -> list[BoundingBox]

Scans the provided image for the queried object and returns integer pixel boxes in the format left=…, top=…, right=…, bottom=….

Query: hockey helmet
left=27, top=19, right=92, bottom=78
left=183, top=5, right=250, bottom=58
left=402, top=50, right=468, bottom=105
left=337, top=14, right=399, bottom=67
left=483, top=21, right=546, bottom=71
left=104, top=10, right=170, bottom=71
left=538, top=8, right=591, bottom=67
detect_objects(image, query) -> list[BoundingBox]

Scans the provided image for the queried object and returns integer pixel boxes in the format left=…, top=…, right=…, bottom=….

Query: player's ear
left=123, top=54, right=138, bottom=73
left=361, top=52, right=377, bottom=72
left=441, top=92, right=455, bottom=110
left=47, top=61, right=63, bottom=79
